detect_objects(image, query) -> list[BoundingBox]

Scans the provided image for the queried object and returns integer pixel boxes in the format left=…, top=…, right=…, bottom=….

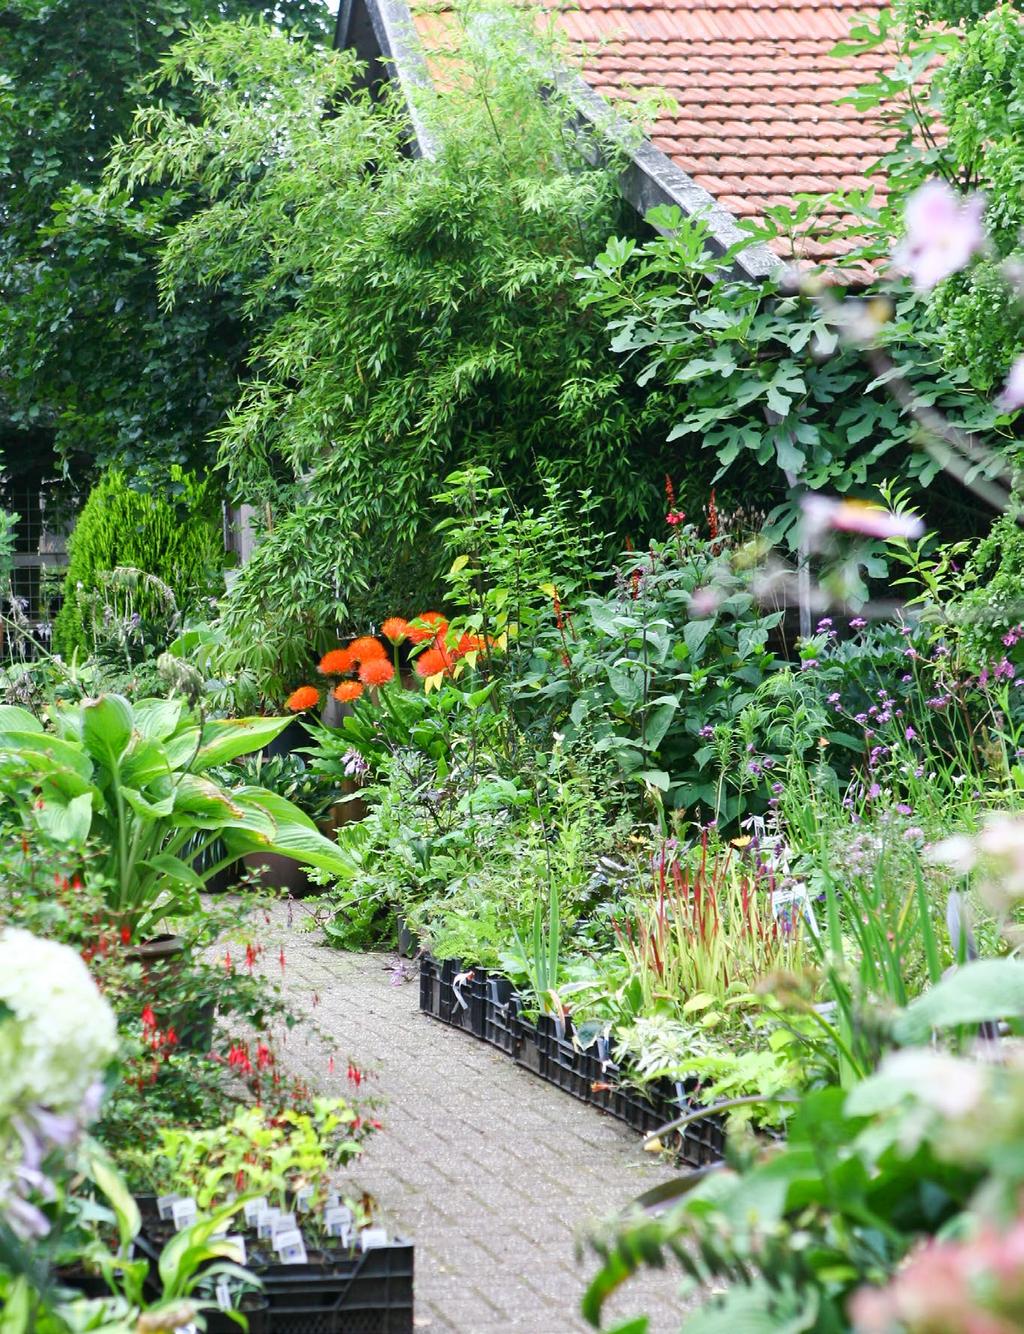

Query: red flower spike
left=279, top=947, right=286, bottom=973
left=141, top=1005, right=157, bottom=1030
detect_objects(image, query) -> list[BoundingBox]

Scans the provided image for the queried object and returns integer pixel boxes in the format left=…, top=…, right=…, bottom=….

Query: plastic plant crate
left=537, top=1023, right=592, bottom=1103
left=257, top=1240, right=414, bottom=1334
left=477, top=974, right=519, bottom=1055
left=436, top=958, right=486, bottom=1038
left=418, top=954, right=443, bottom=1021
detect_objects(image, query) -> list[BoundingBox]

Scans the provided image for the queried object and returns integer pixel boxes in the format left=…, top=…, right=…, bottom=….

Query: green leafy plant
left=0, top=694, right=354, bottom=940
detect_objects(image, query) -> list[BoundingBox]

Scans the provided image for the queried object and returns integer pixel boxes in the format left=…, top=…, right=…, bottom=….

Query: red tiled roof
left=557, top=0, right=894, bottom=258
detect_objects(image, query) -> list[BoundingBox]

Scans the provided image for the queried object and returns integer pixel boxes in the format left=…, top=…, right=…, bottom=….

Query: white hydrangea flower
left=0, top=928, right=117, bottom=1116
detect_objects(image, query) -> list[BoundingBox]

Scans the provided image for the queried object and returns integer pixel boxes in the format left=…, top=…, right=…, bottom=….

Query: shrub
left=52, top=468, right=224, bottom=658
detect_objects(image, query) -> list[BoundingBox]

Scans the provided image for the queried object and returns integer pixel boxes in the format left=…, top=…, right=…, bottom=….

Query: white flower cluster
left=0, top=927, right=117, bottom=1117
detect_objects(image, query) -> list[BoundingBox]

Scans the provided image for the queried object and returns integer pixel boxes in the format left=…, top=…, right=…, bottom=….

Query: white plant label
left=294, top=1187, right=314, bottom=1213
left=272, top=1212, right=297, bottom=1236
left=771, top=882, right=820, bottom=937
left=256, top=1208, right=281, bottom=1240
left=157, top=1194, right=181, bottom=1221
left=323, top=1191, right=340, bottom=1210
left=171, top=1198, right=198, bottom=1231
left=274, top=1228, right=308, bottom=1264
left=359, top=1227, right=389, bottom=1251
left=243, top=1197, right=268, bottom=1226
left=215, top=1280, right=232, bottom=1312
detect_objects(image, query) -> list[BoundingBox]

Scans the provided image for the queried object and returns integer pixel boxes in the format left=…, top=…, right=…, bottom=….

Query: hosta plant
left=0, top=696, right=357, bottom=940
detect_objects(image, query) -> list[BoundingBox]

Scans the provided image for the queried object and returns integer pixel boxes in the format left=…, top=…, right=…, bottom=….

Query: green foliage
left=52, top=468, right=224, bottom=659
left=513, top=529, right=788, bottom=820
left=0, top=694, right=353, bottom=938
left=0, top=1, right=330, bottom=477
left=102, top=11, right=691, bottom=670
left=581, top=211, right=1009, bottom=546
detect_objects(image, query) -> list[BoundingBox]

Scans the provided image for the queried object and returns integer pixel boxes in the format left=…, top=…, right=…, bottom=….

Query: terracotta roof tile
left=554, top=0, right=900, bottom=258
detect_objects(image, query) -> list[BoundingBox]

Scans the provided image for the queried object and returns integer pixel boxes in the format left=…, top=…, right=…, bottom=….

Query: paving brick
left=254, top=903, right=694, bottom=1333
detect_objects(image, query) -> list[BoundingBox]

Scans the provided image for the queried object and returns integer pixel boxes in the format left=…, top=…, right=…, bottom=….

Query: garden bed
left=418, top=954, right=725, bottom=1167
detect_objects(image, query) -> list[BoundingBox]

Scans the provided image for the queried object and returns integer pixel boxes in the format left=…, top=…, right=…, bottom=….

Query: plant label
left=294, top=1187, right=314, bottom=1212
left=323, top=1191, right=340, bottom=1210
left=215, top=1280, right=232, bottom=1312
left=272, top=1212, right=297, bottom=1236
left=771, top=883, right=820, bottom=938
left=359, top=1227, right=389, bottom=1251
left=256, top=1208, right=281, bottom=1240
left=243, top=1197, right=268, bottom=1226
left=221, top=1235, right=247, bottom=1265
left=157, top=1194, right=181, bottom=1221
left=171, top=1198, right=198, bottom=1231
left=324, top=1205, right=353, bottom=1238
left=452, top=970, right=472, bottom=1009
left=274, top=1228, right=308, bottom=1264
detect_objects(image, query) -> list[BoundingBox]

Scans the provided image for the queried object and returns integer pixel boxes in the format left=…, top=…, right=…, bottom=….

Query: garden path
left=259, top=901, right=694, bottom=1334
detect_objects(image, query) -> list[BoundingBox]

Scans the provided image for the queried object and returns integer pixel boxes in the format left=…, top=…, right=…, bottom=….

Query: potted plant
left=0, top=695, right=360, bottom=946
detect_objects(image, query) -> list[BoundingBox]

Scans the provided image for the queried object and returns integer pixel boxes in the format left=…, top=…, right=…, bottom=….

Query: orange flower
left=456, top=632, right=486, bottom=656
left=285, top=686, right=320, bottom=712
left=349, top=635, right=387, bottom=664
left=381, top=617, right=410, bottom=644
left=414, top=646, right=450, bottom=678
left=359, top=658, right=395, bottom=687
left=408, top=611, right=447, bottom=644
left=333, top=680, right=364, bottom=702
left=318, top=647, right=355, bottom=676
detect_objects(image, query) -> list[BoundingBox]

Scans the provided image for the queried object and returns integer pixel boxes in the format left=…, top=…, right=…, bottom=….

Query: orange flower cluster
left=285, top=685, right=320, bottom=712
left=286, top=611, right=488, bottom=710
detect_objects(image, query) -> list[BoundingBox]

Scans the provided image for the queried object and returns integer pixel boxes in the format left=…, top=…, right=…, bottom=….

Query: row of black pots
left=419, top=955, right=727, bottom=1167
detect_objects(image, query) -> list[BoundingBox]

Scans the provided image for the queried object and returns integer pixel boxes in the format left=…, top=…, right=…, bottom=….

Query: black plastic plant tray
left=418, top=954, right=443, bottom=1021
left=436, top=958, right=486, bottom=1038
left=476, top=974, right=519, bottom=1055
left=257, top=1240, right=414, bottom=1334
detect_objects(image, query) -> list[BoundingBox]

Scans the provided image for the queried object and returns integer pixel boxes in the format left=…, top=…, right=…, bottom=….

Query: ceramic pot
left=240, top=850, right=319, bottom=897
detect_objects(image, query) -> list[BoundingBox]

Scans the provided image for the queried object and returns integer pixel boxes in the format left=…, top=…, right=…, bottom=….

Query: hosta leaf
left=81, top=695, right=134, bottom=770
left=194, top=715, right=295, bottom=769
left=893, top=958, right=1024, bottom=1044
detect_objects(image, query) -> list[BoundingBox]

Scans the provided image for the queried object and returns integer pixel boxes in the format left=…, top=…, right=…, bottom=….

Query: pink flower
left=893, top=181, right=986, bottom=291
left=802, top=495, right=925, bottom=543
left=997, top=355, right=1024, bottom=412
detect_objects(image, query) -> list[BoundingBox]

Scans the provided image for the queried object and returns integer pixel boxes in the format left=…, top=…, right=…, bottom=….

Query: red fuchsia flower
left=347, top=1061, right=363, bottom=1088
left=381, top=617, right=409, bottom=644
left=328, top=1054, right=335, bottom=1075
left=245, top=942, right=258, bottom=973
left=256, top=1043, right=273, bottom=1070
left=333, top=680, right=363, bottom=702
left=228, top=1044, right=253, bottom=1075
left=164, top=1026, right=178, bottom=1048
left=318, top=647, right=356, bottom=676
left=358, top=658, right=395, bottom=687
left=224, top=949, right=233, bottom=973
left=285, top=685, right=320, bottom=712
left=893, top=180, right=986, bottom=292
left=141, top=1005, right=157, bottom=1031
left=279, top=946, right=286, bottom=973
left=119, top=925, right=131, bottom=946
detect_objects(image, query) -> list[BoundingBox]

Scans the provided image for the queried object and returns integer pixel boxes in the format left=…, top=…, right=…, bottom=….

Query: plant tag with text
left=294, top=1187, right=314, bottom=1213
left=216, top=1280, right=232, bottom=1312
left=157, top=1194, right=181, bottom=1221
left=274, top=1229, right=308, bottom=1264
left=324, top=1205, right=353, bottom=1239
left=243, top=1197, right=268, bottom=1226
left=171, top=1198, right=198, bottom=1231
left=359, top=1227, right=389, bottom=1251
left=256, top=1208, right=281, bottom=1240
left=771, top=883, right=819, bottom=938
left=272, top=1212, right=297, bottom=1236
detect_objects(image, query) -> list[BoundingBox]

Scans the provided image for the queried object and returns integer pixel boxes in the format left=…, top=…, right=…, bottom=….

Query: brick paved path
left=262, top=903, right=692, bottom=1334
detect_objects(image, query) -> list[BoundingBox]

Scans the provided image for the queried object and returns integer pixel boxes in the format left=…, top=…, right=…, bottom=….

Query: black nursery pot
left=265, top=717, right=310, bottom=758
left=205, top=1296, right=270, bottom=1334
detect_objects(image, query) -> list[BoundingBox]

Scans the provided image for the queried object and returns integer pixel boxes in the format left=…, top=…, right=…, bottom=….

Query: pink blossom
left=998, top=355, right=1024, bottom=412
left=893, top=180, right=986, bottom=291
left=802, top=495, right=925, bottom=543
